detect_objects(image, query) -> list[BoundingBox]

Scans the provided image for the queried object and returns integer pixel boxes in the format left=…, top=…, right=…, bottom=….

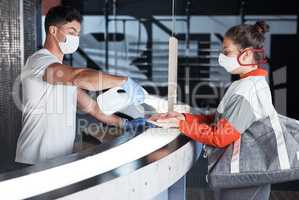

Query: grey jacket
left=206, top=76, right=299, bottom=189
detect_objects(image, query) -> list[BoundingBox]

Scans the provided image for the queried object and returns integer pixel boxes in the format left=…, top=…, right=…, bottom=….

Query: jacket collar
left=240, top=68, right=268, bottom=79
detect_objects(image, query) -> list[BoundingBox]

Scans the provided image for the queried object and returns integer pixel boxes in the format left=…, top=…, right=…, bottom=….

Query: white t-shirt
left=15, top=49, right=78, bottom=164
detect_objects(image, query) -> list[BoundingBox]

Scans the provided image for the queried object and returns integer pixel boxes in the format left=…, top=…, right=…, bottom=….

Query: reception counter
left=0, top=97, right=202, bottom=200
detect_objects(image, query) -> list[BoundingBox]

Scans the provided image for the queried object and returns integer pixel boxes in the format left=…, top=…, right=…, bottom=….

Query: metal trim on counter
left=0, top=128, right=202, bottom=200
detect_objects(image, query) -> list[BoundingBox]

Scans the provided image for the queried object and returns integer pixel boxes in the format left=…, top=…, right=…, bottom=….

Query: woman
left=150, top=21, right=299, bottom=200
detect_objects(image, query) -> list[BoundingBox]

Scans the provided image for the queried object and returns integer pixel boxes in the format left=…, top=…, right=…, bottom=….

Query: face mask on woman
left=218, top=49, right=266, bottom=73
left=218, top=53, right=242, bottom=73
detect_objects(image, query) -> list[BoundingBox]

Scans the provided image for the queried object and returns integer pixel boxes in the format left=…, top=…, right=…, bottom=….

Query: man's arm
left=77, top=88, right=123, bottom=127
left=43, top=63, right=127, bottom=91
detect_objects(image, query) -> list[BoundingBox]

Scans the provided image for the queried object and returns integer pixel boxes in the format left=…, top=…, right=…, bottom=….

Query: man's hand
left=121, top=77, right=145, bottom=105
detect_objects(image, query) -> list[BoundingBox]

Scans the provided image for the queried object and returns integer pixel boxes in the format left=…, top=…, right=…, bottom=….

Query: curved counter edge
left=0, top=128, right=202, bottom=199
left=60, top=141, right=197, bottom=200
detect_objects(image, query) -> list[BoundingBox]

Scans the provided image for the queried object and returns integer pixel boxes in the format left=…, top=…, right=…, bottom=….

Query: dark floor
left=187, top=188, right=299, bottom=200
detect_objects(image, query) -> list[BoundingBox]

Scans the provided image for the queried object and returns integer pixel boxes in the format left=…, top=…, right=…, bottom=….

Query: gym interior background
left=0, top=0, right=298, bottom=199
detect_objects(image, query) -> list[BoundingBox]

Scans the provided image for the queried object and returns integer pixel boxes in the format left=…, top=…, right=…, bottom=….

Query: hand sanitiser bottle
left=97, top=87, right=131, bottom=115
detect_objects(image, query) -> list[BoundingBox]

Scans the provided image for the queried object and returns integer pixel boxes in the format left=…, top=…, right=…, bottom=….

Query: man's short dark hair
left=44, top=6, right=82, bottom=33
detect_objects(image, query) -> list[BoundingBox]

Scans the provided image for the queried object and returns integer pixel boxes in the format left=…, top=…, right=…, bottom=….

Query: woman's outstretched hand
left=148, top=112, right=185, bottom=128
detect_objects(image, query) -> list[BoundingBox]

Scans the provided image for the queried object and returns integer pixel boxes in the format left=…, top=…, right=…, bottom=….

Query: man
left=15, top=6, right=145, bottom=165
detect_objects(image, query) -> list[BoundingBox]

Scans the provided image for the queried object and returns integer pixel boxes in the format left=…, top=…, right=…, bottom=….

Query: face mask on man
left=58, top=34, right=79, bottom=54
left=218, top=49, right=266, bottom=73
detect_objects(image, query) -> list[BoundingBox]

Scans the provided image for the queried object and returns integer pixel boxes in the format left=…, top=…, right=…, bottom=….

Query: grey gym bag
left=206, top=114, right=299, bottom=189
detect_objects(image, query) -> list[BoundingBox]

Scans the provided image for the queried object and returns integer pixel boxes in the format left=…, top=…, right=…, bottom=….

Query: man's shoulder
left=25, top=49, right=60, bottom=67
left=29, top=49, right=55, bottom=60
left=22, top=49, right=61, bottom=77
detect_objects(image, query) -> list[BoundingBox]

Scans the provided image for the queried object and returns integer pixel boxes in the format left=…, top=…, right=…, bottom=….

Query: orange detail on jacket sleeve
left=183, top=113, right=215, bottom=124
left=179, top=118, right=240, bottom=148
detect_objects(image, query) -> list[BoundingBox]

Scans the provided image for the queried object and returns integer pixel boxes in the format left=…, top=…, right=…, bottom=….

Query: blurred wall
left=42, top=0, right=61, bottom=15
left=0, top=0, right=39, bottom=171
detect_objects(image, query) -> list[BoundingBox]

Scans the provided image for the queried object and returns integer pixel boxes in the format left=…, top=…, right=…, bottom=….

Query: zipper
left=202, top=144, right=208, bottom=158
